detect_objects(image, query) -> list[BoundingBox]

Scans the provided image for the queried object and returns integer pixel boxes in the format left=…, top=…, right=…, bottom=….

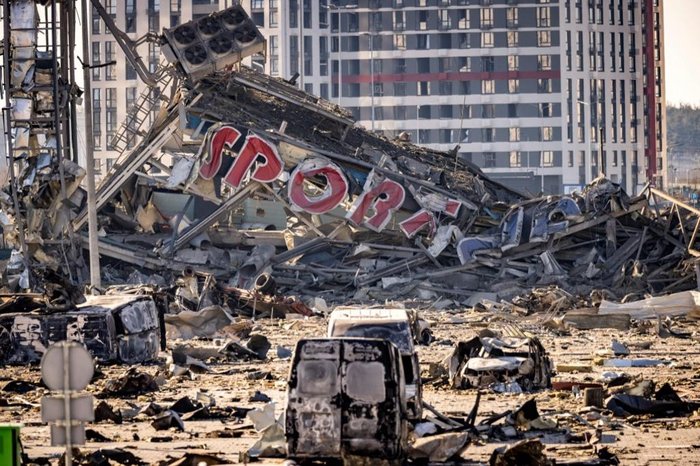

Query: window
left=537, top=31, right=551, bottom=47
left=484, top=152, right=496, bottom=168
left=482, top=56, right=494, bottom=72
left=458, top=9, right=468, bottom=29
left=304, top=35, right=313, bottom=76
left=418, top=10, right=428, bottom=30
left=480, top=8, right=493, bottom=29
left=394, top=34, right=406, bottom=50
left=509, top=127, right=520, bottom=142
left=508, top=79, right=519, bottom=93
left=481, top=104, right=495, bottom=118
left=289, top=0, right=298, bottom=28
left=627, top=0, right=635, bottom=25
left=394, top=11, right=405, bottom=31
left=417, top=34, right=429, bottom=49
left=373, top=82, right=383, bottom=97
left=92, top=7, right=100, bottom=34
left=417, top=81, right=430, bottom=95
left=510, top=151, right=522, bottom=168
left=270, top=36, right=279, bottom=75
left=126, top=87, right=137, bottom=109
left=540, top=103, right=552, bottom=117
left=289, top=36, right=299, bottom=73
left=508, top=55, right=519, bottom=71
left=418, top=57, right=430, bottom=73
left=542, top=151, right=554, bottom=167
left=319, top=37, right=328, bottom=76
left=542, top=126, right=553, bottom=141
left=92, top=89, right=101, bottom=151
left=371, top=11, right=382, bottom=31
left=482, top=80, right=495, bottom=94
left=568, top=151, right=574, bottom=167
left=538, top=54, right=551, bottom=71
left=537, top=6, right=551, bottom=27
left=91, top=42, right=101, bottom=80
left=506, top=7, right=518, bottom=27
left=439, top=9, right=450, bottom=29
left=148, top=43, right=159, bottom=73
left=538, top=79, right=552, bottom=93
left=125, top=0, right=136, bottom=32
left=269, top=8, right=278, bottom=27
left=126, top=62, right=137, bottom=80
left=440, top=105, right=452, bottom=119
left=507, top=31, right=518, bottom=48
left=481, top=32, right=494, bottom=48
left=395, top=58, right=407, bottom=74
left=106, top=88, right=117, bottom=150
left=105, top=42, right=116, bottom=80
left=105, top=0, right=116, bottom=17
left=394, top=82, right=406, bottom=96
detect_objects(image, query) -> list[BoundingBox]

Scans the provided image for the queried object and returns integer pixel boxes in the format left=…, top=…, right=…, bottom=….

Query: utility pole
left=81, top=0, right=102, bottom=289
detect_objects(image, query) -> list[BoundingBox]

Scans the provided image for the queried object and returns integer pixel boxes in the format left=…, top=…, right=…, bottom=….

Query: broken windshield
left=331, top=322, right=413, bottom=353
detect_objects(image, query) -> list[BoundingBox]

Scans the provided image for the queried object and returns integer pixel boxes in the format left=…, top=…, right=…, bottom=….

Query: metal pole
left=81, top=0, right=102, bottom=288
left=62, top=342, right=72, bottom=466
left=338, top=13, right=342, bottom=107
left=599, top=126, right=604, bottom=177
left=416, top=105, right=419, bottom=144
left=369, top=33, right=374, bottom=132
left=298, top=0, right=303, bottom=88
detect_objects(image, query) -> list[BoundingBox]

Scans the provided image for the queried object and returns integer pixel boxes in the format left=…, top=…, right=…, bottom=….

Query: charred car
left=327, top=308, right=423, bottom=419
left=285, top=338, right=408, bottom=465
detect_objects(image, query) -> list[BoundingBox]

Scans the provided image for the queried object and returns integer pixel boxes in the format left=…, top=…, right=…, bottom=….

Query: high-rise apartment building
left=237, top=0, right=666, bottom=195
left=89, top=0, right=221, bottom=176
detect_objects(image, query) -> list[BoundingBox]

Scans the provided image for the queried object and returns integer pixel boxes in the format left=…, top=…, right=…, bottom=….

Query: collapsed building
left=1, top=3, right=700, bottom=365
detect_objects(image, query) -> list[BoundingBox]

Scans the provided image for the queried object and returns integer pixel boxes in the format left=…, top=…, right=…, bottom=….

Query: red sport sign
left=195, top=124, right=462, bottom=239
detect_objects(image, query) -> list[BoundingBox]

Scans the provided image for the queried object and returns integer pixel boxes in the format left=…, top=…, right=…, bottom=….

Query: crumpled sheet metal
left=164, top=305, right=234, bottom=339
left=446, top=334, right=552, bottom=392
left=598, top=290, right=700, bottom=320
left=409, top=432, right=469, bottom=462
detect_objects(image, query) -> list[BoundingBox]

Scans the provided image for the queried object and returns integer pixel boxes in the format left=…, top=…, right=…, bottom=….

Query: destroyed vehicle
left=328, top=308, right=423, bottom=419
left=445, top=331, right=552, bottom=393
left=0, top=295, right=161, bottom=365
left=285, top=338, right=408, bottom=465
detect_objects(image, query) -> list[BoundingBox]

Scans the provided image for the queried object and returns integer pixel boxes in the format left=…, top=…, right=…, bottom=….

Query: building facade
left=89, top=0, right=221, bottom=176
left=237, top=0, right=666, bottom=195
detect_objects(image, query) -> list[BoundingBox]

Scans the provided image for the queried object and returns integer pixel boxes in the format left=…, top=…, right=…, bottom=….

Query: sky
left=664, top=0, right=700, bottom=106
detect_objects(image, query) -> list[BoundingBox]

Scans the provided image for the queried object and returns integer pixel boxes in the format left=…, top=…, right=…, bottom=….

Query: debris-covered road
left=4, top=308, right=699, bottom=465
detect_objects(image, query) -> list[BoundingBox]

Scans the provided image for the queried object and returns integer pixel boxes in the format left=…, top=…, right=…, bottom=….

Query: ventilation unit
left=161, top=4, right=266, bottom=82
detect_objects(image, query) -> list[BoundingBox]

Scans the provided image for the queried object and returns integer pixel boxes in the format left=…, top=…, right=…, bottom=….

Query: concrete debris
left=409, top=431, right=470, bottom=462
left=99, top=368, right=159, bottom=398
left=489, top=439, right=554, bottom=466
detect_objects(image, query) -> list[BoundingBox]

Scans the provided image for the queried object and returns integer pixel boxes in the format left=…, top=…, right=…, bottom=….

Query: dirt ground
left=2, top=308, right=700, bottom=465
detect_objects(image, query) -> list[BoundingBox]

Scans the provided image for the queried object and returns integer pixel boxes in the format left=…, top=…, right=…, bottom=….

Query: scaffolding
left=1, top=0, right=85, bottom=291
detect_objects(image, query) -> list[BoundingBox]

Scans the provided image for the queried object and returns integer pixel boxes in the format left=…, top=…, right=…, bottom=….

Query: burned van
left=327, top=308, right=423, bottom=420
left=285, top=338, right=408, bottom=464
